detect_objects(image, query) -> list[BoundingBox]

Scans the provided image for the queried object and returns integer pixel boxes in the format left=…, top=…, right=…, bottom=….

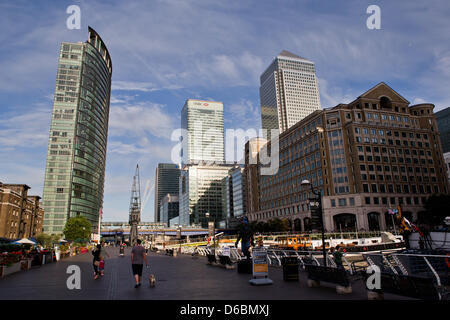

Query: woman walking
left=92, top=244, right=102, bottom=280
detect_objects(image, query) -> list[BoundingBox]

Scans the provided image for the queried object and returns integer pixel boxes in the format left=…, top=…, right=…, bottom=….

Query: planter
left=1, top=262, right=22, bottom=278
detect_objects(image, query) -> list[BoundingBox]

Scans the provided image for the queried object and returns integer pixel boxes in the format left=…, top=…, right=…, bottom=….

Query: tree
left=36, top=233, right=50, bottom=247
left=63, top=216, right=92, bottom=242
left=423, top=194, right=450, bottom=226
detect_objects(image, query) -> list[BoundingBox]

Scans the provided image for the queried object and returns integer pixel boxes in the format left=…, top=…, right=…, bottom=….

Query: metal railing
left=362, top=252, right=450, bottom=290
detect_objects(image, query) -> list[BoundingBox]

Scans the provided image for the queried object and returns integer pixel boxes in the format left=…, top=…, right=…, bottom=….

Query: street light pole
left=302, top=180, right=327, bottom=268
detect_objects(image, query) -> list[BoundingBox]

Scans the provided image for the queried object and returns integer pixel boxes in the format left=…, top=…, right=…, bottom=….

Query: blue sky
left=0, top=0, right=449, bottom=222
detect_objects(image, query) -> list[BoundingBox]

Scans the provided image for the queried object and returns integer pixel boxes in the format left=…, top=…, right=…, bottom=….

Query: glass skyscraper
left=181, top=99, right=224, bottom=165
left=260, top=50, right=321, bottom=137
left=436, top=106, right=450, bottom=153
left=42, top=27, right=112, bottom=234
left=154, top=163, right=180, bottom=223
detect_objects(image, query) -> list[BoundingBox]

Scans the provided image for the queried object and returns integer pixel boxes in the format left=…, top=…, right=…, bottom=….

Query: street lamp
left=301, top=179, right=327, bottom=267
left=205, top=212, right=215, bottom=254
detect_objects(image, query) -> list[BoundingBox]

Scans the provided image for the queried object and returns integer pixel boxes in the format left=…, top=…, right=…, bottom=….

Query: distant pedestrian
left=131, top=239, right=148, bottom=288
left=99, top=246, right=110, bottom=276
left=92, top=244, right=102, bottom=280
left=235, top=216, right=255, bottom=259
left=331, top=245, right=344, bottom=269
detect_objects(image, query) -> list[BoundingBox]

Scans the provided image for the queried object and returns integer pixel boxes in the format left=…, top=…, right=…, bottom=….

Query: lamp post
left=205, top=212, right=215, bottom=254
left=301, top=179, right=327, bottom=267
left=178, top=226, right=182, bottom=253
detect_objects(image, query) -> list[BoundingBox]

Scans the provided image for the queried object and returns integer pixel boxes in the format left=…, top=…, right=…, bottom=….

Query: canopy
left=13, top=238, right=37, bottom=245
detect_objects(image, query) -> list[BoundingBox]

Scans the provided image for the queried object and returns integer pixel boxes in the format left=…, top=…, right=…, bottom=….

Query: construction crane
left=129, top=164, right=141, bottom=246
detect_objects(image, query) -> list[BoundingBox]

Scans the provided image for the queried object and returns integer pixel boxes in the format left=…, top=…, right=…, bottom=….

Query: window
left=349, top=198, right=355, bottom=206
left=331, top=199, right=336, bottom=207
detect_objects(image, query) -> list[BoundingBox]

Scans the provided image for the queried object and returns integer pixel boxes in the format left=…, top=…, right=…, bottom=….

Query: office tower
left=0, top=182, right=44, bottom=239
left=230, top=166, right=247, bottom=218
left=159, top=194, right=179, bottom=226
left=42, top=27, right=112, bottom=234
left=181, top=99, right=224, bottom=165
left=154, top=163, right=180, bottom=222
left=444, top=152, right=450, bottom=187
left=247, top=82, right=449, bottom=232
left=244, top=137, right=267, bottom=214
left=436, top=106, right=450, bottom=153
left=179, top=164, right=233, bottom=228
left=260, top=50, right=321, bottom=138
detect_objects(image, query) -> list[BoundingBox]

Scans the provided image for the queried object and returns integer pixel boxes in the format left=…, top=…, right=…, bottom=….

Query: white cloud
left=109, top=102, right=176, bottom=139
left=0, top=108, right=51, bottom=149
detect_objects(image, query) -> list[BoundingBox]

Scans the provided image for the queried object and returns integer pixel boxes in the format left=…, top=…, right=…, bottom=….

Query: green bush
left=0, top=244, right=22, bottom=253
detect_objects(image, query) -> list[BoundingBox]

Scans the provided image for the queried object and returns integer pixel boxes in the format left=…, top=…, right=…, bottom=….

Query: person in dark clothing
left=92, top=244, right=102, bottom=280
left=235, top=216, right=255, bottom=259
left=331, top=245, right=344, bottom=269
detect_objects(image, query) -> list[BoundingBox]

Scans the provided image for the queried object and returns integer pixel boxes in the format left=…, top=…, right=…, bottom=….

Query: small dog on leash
left=149, top=274, right=156, bottom=287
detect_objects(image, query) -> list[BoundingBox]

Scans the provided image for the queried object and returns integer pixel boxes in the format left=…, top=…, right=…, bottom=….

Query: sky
left=0, top=0, right=449, bottom=222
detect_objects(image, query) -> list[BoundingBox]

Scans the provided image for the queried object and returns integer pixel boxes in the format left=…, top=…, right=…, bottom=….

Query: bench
left=364, top=272, right=441, bottom=300
left=305, top=265, right=352, bottom=294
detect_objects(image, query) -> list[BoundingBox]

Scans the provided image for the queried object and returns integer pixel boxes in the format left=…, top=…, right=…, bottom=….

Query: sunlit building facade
left=248, top=83, right=449, bottom=232
left=181, top=99, right=225, bottom=165
left=260, top=50, right=321, bottom=138
left=42, top=27, right=112, bottom=234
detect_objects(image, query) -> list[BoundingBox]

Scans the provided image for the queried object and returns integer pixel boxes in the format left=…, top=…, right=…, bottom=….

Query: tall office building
left=42, top=27, right=112, bottom=234
left=436, top=106, right=450, bottom=153
left=159, top=194, right=179, bottom=226
left=181, top=99, right=225, bottom=165
left=154, top=163, right=180, bottom=222
left=260, top=50, right=321, bottom=137
left=179, top=164, right=233, bottom=228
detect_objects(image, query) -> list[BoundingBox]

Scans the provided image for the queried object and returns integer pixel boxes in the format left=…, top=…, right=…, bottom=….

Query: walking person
left=131, top=239, right=148, bottom=288
left=99, top=245, right=110, bottom=276
left=92, top=244, right=102, bottom=280
left=234, top=216, right=255, bottom=260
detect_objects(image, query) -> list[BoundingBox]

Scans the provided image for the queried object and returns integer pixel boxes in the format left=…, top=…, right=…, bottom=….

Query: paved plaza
left=0, top=247, right=410, bottom=300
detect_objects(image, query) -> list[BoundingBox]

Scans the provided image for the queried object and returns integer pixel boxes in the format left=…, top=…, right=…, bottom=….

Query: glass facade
left=42, top=28, right=112, bottom=234
left=436, top=106, right=450, bottom=153
left=154, top=163, right=180, bottom=222
left=181, top=100, right=224, bottom=165
left=179, top=165, right=232, bottom=228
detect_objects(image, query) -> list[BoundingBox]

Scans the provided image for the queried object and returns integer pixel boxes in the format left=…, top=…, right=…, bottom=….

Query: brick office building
left=246, top=83, right=449, bottom=232
left=0, top=183, right=44, bottom=239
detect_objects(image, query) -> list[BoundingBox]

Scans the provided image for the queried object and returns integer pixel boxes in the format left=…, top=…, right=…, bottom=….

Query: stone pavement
left=0, top=247, right=410, bottom=300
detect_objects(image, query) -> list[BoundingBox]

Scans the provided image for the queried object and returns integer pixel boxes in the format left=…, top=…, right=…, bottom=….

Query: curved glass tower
left=42, top=27, right=112, bottom=234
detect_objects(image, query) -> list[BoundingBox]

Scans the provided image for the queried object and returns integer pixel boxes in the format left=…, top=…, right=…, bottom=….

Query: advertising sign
left=208, top=222, right=214, bottom=237
left=252, top=247, right=268, bottom=276
left=222, top=246, right=230, bottom=257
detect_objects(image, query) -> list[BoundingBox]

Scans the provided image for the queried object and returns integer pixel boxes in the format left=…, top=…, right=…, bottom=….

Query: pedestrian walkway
left=0, top=247, right=411, bottom=300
